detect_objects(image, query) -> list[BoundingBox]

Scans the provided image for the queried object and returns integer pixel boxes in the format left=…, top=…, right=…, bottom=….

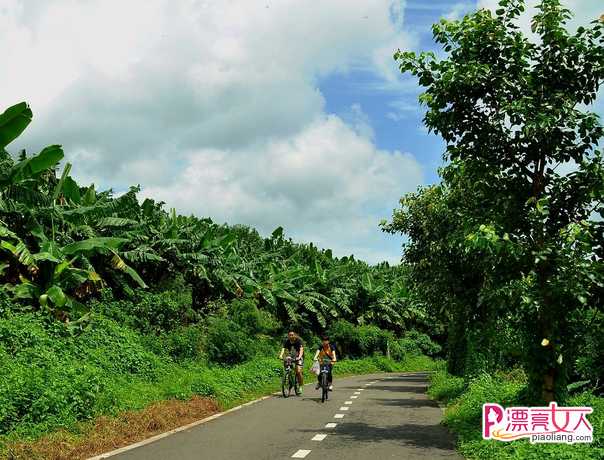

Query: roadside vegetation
left=386, top=0, right=604, bottom=458
left=1, top=1, right=603, bottom=459
left=0, top=302, right=440, bottom=458
left=0, top=88, right=443, bottom=458
left=0, top=103, right=442, bottom=457
left=428, top=370, right=604, bottom=459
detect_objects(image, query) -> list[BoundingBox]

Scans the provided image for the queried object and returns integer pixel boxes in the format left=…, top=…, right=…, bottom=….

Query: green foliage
left=571, top=307, right=604, bottom=394
left=429, top=369, right=604, bottom=459
left=0, top=312, right=162, bottom=437
left=327, top=321, right=441, bottom=364
left=205, top=317, right=254, bottom=365
left=228, top=298, right=279, bottom=336
left=153, top=325, right=205, bottom=362
left=397, top=330, right=442, bottom=357
left=94, top=289, right=197, bottom=334
left=428, top=370, right=466, bottom=403
left=387, top=0, right=604, bottom=403
left=0, top=102, right=32, bottom=149
left=0, top=99, right=428, bottom=339
left=328, top=320, right=393, bottom=358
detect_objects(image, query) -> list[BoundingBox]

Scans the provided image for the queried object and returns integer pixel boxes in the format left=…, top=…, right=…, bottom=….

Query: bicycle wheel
left=281, top=370, right=289, bottom=398
left=288, top=371, right=295, bottom=396
left=321, top=372, right=328, bottom=402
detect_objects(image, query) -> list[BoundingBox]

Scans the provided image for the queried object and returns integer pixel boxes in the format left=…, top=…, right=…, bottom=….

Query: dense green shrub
left=572, top=307, right=604, bottom=394
left=0, top=312, right=164, bottom=437
left=94, top=288, right=197, bottom=334
left=76, top=317, right=163, bottom=379
left=229, top=298, right=280, bottom=336
left=429, top=370, right=604, bottom=459
left=405, top=330, right=441, bottom=356
left=155, top=325, right=205, bottom=361
left=328, top=320, right=392, bottom=358
left=390, top=330, right=442, bottom=360
left=205, top=317, right=254, bottom=365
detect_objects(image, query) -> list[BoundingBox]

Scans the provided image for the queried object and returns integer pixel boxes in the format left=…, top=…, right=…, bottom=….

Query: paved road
left=112, top=372, right=461, bottom=460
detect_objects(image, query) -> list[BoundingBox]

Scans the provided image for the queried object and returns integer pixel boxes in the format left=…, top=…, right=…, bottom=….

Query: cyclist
left=314, top=335, right=336, bottom=391
left=279, top=330, right=304, bottom=394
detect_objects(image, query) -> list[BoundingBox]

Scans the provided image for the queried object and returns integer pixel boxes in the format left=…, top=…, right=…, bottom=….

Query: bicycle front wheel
left=288, top=371, right=295, bottom=395
left=321, top=373, right=328, bottom=402
left=282, top=371, right=290, bottom=398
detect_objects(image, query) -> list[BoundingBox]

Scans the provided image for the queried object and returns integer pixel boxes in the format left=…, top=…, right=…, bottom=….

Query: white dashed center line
left=289, top=377, right=385, bottom=460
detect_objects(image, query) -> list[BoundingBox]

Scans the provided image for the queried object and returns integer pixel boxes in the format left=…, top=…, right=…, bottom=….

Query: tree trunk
left=527, top=264, right=568, bottom=404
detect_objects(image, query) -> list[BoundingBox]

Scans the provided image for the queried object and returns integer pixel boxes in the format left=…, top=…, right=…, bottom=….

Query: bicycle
left=281, top=354, right=300, bottom=398
left=319, top=356, right=332, bottom=403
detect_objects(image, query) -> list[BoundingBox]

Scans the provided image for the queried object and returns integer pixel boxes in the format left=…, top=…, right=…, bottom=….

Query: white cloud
left=142, top=115, right=422, bottom=264
left=445, top=2, right=474, bottom=21
left=386, top=98, right=423, bottom=121
left=0, top=0, right=420, bottom=264
left=477, top=0, right=603, bottom=37
left=342, top=104, right=376, bottom=140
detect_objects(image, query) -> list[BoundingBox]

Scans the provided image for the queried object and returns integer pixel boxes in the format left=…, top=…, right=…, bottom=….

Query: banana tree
left=0, top=219, right=145, bottom=320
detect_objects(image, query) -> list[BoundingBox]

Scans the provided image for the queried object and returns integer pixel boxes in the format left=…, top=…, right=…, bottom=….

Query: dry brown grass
left=3, top=396, right=220, bottom=460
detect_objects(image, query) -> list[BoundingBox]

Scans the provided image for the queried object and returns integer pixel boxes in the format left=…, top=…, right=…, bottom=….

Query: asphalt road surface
left=112, top=372, right=462, bottom=460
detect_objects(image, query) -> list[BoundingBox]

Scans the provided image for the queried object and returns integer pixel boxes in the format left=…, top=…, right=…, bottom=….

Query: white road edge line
left=87, top=394, right=274, bottom=460
left=292, top=449, right=312, bottom=458
left=89, top=373, right=419, bottom=459
left=88, top=378, right=326, bottom=460
left=312, top=434, right=327, bottom=441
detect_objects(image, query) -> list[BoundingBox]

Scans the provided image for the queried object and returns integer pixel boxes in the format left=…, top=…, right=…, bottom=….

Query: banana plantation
left=0, top=101, right=428, bottom=336
left=1, top=1, right=603, bottom=458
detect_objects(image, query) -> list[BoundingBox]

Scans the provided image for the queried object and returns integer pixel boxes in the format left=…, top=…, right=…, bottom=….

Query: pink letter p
left=483, top=404, right=504, bottom=439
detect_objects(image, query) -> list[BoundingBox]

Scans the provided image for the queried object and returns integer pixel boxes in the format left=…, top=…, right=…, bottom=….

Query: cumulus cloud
left=1, top=0, right=420, bottom=264
left=445, top=2, right=475, bottom=21
left=477, top=0, right=603, bottom=37
left=142, top=115, right=421, bottom=264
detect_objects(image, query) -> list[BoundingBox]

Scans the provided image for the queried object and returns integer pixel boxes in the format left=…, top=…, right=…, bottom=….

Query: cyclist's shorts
left=295, top=358, right=304, bottom=367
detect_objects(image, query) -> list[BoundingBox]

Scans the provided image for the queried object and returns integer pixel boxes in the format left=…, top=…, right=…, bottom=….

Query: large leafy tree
left=390, top=0, right=604, bottom=402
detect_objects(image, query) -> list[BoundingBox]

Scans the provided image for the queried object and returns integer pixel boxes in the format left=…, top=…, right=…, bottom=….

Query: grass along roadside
left=427, top=369, right=604, bottom=460
left=1, top=355, right=441, bottom=460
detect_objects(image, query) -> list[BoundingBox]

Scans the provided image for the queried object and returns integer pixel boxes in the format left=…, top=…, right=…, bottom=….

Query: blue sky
left=1, top=0, right=602, bottom=264
left=320, top=1, right=479, bottom=186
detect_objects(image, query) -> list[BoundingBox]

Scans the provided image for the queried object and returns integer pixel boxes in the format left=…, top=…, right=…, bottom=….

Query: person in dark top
left=313, top=335, right=337, bottom=390
left=279, top=330, right=305, bottom=394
